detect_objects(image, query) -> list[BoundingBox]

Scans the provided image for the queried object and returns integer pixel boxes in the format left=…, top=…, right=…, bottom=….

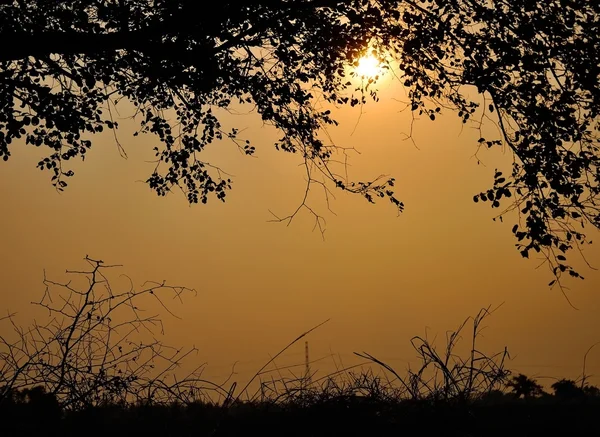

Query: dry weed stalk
left=356, top=305, right=510, bottom=402
left=0, top=256, right=226, bottom=409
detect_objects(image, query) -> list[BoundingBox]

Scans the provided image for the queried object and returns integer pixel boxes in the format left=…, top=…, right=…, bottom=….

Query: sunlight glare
left=355, top=54, right=383, bottom=79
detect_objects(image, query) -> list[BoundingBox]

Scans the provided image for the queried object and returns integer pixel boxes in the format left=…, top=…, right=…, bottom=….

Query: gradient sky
left=1, top=69, right=600, bottom=391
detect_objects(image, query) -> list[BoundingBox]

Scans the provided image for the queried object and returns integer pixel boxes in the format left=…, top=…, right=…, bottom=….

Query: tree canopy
left=1, top=0, right=599, bottom=287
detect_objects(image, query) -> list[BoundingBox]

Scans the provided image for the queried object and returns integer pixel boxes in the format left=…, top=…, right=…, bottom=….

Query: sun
left=354, top=54, right=384, bottom=79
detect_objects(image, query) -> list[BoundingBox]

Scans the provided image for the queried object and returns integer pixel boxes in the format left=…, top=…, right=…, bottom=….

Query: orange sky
left=1, top=70, right=600, bottom=391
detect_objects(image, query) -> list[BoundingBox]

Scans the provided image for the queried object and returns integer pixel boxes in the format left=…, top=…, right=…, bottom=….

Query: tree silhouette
left=551, top=379, right=585, bottom=400
left=583, top=385, right=600, bottom=397
left=1, top=1, right=599, bottom=283
left=506, top=374, right=544, bottom=399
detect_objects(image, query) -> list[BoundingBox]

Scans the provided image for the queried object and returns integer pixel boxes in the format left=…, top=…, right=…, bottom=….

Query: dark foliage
left=551, top=378, right=586, bottom=400
left=507, top=373, right=545, bottom=399
left=1, top=1, right=599, bottom=284
left=0, top=0, right=403, bottom=211
left=1, top=388, right=600, bottom=437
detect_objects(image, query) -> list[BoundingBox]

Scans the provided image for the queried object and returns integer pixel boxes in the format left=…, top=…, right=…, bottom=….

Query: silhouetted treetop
left=507, top=374, right=545, bottom=399
left=1, top=0, right=599, bottom=285
left=551, top=379, right=585, bottom=400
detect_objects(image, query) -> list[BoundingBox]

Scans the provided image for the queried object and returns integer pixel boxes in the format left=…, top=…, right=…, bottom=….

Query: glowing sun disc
left=355, top=54, right=383, bottom=78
